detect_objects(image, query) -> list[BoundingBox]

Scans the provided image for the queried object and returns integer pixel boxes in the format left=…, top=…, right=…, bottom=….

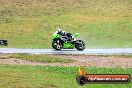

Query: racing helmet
left=57, top=28, right=62, bottom=32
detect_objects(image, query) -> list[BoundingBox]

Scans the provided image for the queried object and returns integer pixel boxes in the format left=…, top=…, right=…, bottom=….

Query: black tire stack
left=0, top=40, right=8, bottom=46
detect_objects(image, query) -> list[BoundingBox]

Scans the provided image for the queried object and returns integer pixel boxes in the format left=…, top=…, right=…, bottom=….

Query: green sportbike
left=52, top=29, right=85, bottom=51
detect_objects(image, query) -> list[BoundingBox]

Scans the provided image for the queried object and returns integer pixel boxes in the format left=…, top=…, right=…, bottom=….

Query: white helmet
left=57, top=28, right=62, bottom=32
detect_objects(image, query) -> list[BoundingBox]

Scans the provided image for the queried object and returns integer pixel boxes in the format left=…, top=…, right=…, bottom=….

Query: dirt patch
left=0, top=54, right=132, bottom=68
left=0, top=58, right=69, bottom=66
left=55, top=55, right=132, bottom=68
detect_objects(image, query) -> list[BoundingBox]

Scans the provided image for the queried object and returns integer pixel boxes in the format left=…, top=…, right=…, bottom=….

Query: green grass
left=0, top=65, right=131, bottom=88
left=8, top=54, right=75, bottom=63
left=0, top=0, right=132, bottom=48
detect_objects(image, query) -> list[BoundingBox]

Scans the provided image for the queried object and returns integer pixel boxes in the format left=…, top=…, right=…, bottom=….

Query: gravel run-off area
left=0, top=54, right=132, bottom=68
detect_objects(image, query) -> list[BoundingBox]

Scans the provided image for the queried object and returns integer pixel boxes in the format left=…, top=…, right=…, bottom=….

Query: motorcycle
left=52, top=31, right=85, bottom=51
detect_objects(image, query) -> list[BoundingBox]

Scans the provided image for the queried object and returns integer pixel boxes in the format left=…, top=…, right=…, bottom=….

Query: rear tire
left=75, top=40, right=85, bottom=51
left=52, top=39, right=63, bottom=50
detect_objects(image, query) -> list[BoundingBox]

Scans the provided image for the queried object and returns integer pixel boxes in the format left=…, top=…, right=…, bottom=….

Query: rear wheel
left=75, top=40, right=85, bottom=51
left=52, top=39, right=63, bottom=50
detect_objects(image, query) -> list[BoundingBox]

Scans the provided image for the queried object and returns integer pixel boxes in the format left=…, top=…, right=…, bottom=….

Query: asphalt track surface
left=0, top=48, right=132, bottom=55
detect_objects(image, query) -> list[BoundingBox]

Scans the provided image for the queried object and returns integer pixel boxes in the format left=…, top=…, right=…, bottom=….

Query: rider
left=53, top=28, right=73, bottom=41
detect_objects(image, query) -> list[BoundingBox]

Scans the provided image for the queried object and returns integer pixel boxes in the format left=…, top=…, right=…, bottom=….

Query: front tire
left=75, top=40, right=85, bottom=51
left=52, top=39, right=63, bottom=50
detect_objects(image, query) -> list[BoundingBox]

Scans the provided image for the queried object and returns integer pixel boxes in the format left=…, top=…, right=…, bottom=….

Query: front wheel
left=52, top=39, right=63, bottom=50
left=75, top=40, right=85, bottom=51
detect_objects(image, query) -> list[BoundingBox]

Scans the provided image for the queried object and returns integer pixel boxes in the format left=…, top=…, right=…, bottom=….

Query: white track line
left=0, top=48, right=132, bottom=55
